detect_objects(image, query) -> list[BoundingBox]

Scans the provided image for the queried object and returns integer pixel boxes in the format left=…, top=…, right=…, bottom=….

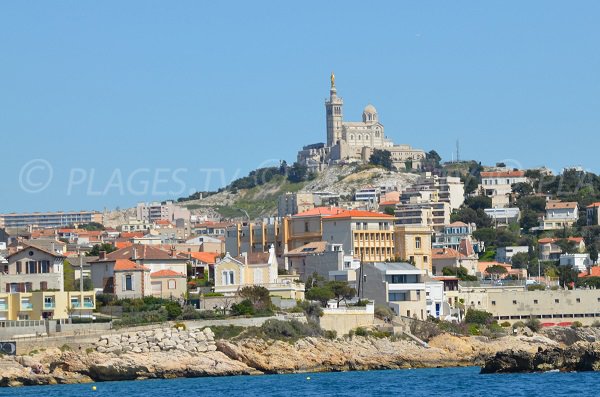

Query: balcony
left=0, top=303, right=8, bottom=311
left=44, top=301, right=56, bottom=310
left=71, top=301, right=81, bottom=308
left=84, top=301, right=94, bottom=308
left=20, top=302, right=33, bottom=311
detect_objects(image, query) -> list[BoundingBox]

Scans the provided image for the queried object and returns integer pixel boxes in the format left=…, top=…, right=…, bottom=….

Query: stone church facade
left=297, top=74, right=425, bottom=172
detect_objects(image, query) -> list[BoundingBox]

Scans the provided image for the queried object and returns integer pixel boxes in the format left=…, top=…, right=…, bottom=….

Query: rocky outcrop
left=0, top=329, right=565, bottom=387
left=481, top=343, right=600, bottom=374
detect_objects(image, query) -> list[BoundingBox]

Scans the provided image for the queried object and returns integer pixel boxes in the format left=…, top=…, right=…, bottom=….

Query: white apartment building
left=136, top=201, right=191, bottom=223
left=395, top=201, right=451, bottom=232
left=479, top=170, right=527, bottom=208
left=559, top=253, right=592, bottom=272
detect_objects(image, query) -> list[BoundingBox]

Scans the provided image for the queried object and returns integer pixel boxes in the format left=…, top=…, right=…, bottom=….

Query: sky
left=1, top=1, right=599, bottom=213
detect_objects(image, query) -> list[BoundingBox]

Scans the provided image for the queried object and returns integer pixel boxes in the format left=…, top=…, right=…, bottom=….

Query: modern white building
left=484, top=207, right=521, bottom=226
left=136, top=201, right=191, bottom=224
left=425, top=280, right=449, bottom=320
left=496, top=246, right=530, bottom=264
left=559, top=253, right=592, bottom=273
left=479, top=170, right=527, bottom=208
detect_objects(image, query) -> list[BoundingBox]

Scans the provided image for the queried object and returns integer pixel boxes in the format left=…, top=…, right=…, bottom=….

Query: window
left=304, top=222, right=309, bottom=232
left=40, top=281, right=48, bottom=291
left=167, top=279, right=176, bottom=289
left=124, top=275, right=133, bottom=291
left=424, top=256, right=428, bottom=263
left=491, top=301, right=496, bottom=306
left=388, top=292, right=406, bottom=301
left=555, top=299, right=560, bottom=303
left=513, top=300, right=517, bottom=305
left=534, top=300, right=538, bottom=304
left=415, top=237, right=422, bottom=249
left=576, top=298, right=581, bottom=303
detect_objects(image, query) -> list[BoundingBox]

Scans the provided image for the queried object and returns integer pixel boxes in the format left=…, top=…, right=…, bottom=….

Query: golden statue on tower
left=330, top=72, right=335, bottom=87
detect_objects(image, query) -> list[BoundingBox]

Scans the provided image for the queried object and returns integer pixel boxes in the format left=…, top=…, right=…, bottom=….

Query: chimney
left=99, top=251, right=106, bottom=260
left=132, top=247, right=138, bottom=260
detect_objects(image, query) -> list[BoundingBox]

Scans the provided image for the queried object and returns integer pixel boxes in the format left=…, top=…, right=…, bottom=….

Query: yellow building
left=214, top=245, right=304, bottom=300
left=0, top=291, right=95, bottom=321
left=394, top=225, right=433, bottom=274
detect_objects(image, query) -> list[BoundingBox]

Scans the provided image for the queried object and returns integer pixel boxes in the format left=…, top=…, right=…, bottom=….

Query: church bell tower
left=325, top=72, right=343, bottom=147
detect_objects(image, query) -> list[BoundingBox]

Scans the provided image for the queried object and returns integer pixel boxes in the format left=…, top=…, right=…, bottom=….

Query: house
left=394, top=225, right=433, bottom=274
left=360, top=262, right=427, bottom=319
left=540, top=201, right=579, bottom=230
left=496, top=246, right=530, bottom=264
left=394, top=201, right=451, bottom=232
left=479, top=170, right=528, bottom=208
left=538, top=237, right=585, bottom=261
left=91, top=258, right=151, bottom=298
left=586, top=203, right=600, bottom=226
left=187, top=251, right=220, bottom=279
left=425, top=280, right=450, bottom=320
left=92, top=244, right=188, bottom=275
left=214, top=245, right=304, bottom=300
left=1, top=245, right=65, bottom=293
left=321, top=210, right=395, bottom=262
left=559, top=254, right=592, bottom=273
left=284, top=241, right=359, bottom=283
left=431, top=247, right=478, bottom=277
left=401, top=174, right=465, bottom=210
left=433, top=222, right=476, bottom=251
left=578, top=266, right=600, bottom=278
left=225, top=218, right=288, bottom=257
left=150, top=269, right=187, bottom=299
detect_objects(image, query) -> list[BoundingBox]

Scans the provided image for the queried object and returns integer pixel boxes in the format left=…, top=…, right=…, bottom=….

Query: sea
left=1, top=367, right=598, bottom=397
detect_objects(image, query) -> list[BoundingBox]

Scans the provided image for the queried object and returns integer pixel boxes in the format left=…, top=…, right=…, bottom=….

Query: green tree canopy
left=87, top=243, right=117, bottom=257
left=369, top=149, right=394, bottom=170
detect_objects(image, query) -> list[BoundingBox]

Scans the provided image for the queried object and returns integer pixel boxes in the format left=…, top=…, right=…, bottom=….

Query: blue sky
left=1, top=1, right=599, bottom=213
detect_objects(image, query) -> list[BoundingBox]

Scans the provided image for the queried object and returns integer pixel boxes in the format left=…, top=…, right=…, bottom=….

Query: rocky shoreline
left=0, top=326, right=566, bottom=387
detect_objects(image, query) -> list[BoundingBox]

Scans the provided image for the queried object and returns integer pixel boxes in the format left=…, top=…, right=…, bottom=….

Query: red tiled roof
left=546, top=201, right=578, bottom=210
left=481, top=170, right=525, bottom=178
left=448, top=221, right=468, bottom=227
left=587, top=202, right=600, bottom=209
left=101, top=244, right=177, bottom=261
left=538, top=237, right=583, bottom=245
left=189, top=251, right=220, bottom=264
left=154, top=220, right=172, bottom=225
left=114, top=259, right=149, bottom=271
left=579, top=267, right=600, bottom=278
left=120, top=232, right=145, bottom=239
left=151, top=269, right=185, bottom=278
left=293, top=207, right=345, bottom=217
left=115, top=241, right=133, bottom=249
left=432, top=248, right=466, bottom=260
left=323, top=209, right=393, bottom=220
left=379, top=200, right=399, bottom=206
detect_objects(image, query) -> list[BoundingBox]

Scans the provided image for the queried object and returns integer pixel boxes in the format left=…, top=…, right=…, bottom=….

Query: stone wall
left=94, top=327, right=216, bottom=354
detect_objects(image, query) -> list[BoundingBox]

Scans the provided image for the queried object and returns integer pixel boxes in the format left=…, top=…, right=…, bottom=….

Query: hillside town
left=2, top=76, right=600, bottom=349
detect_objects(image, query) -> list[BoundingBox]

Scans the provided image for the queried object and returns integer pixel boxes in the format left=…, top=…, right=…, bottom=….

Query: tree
left=327, top=281, right=356, bottom=306
left=87, top=243, right=117, bottom=257
left=287, top=162, right=308, bottom=183
left=557, top=265, right=578, bottom=288
left=74, top=278, right=94, bottom=291
left=305, top=286, right=335, bottom=307
left=556, top=239, right=578, bottom=254
left=510, top=252, right=530, bottom=269
left=520, top=209, right=539, bottom=231
left=464, top=308, right=494, bottom=325
left=239, top=286, right=272, bottom=311
left=464, top=196, right=492, bottom=211
left=305, top=272, right=326, bottom=290
left=485, top=265, right=508, bottom=279
left=230, top=299, right=255, bottom=316
left=383, top=206, right=395, bottom=216
left=473, top=228, right=497, bottom=247
left=369, top=149, right=394, bottom=170
left=442, top=266, right=477, bottom=281
left=512, top=182, right=534, bottom=197
left=451, top=208, right=492, bottom=229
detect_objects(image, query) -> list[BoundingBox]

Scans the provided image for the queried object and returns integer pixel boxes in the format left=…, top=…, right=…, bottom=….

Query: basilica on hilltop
left=297, top=73, right=425, bottom=172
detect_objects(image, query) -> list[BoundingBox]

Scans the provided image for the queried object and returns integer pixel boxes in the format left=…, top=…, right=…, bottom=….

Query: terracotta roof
left=6, top=244, right=65, bottom=259
left=115, top=241, right=133, bottom=249
left=235, top=252, right=271, bottom=265
left=587, top=202, right=600, bottom=209
left=323, top=209, right=393, bottom=220
left=151, top=269, right=185, bottom=278
left=189, top=251, right=220, bottom=264
left=114, top=259, right=149, bottom=272
left=448, top=221, right=468, bottom=227
left=480, top=170, right=525, bottom=178
left=432, top=248, right=466, bottom=260
left=379, top=200, right=399, bottom=206
left=120, top=232, right=145, bottom=239
left=293, top=207, right=344, bottom=217
left=545, top=201, right=578, bottom=210
left=579, top=266, right=600, bottom=278
left=538, top=237, right=583, bottom=245
left=101, top=244, right=177, bottom=261
left=154, top=220, right=172, bottom=225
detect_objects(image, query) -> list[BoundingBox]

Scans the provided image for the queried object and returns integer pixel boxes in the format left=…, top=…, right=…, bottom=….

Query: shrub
left=354, top=327, right=369, bottom=337
left=323, top=330, right=337, bottom=340
left=59, top=344, right=72, bottom=352
left=512, top=321, right=526, bottom=329
left=571, top=321, right=583, bottom=329
left=85, top=348, right=94, bottom=354
left=464, top=309, right=494, bottom=325
left=592, top=320, right=600, bottom=328
left=230, top=299, right=255, bottom=316
left=410, top=319, right=442, bottom=341
left=468, top=324, right=480, bottom=336
left=525, top=317, right=542, bottom=332
left=500, top=321, right=511, bottom=328
left=173, top=322, right=187, bottom=331
left=255, top=319, right=323, bottom=342
left=298, top=301, right=323, bottom=320
left=164, top=301, right=182, bottom=320
left=210, top=325, right=245, bottom=340
left=203, top=292, right=224, bottom=297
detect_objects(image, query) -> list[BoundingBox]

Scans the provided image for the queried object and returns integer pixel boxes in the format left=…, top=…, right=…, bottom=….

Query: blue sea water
left=1, top=367, right=598, bottom=397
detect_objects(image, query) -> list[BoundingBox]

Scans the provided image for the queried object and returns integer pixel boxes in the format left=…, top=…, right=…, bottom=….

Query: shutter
left=122, top=275, right=127, bottom=291
left=5, top=284, right=9, bottom=293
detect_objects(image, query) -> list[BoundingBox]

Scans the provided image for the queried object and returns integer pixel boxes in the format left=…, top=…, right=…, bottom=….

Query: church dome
left=362, top=104, right=378, bottom=123
left=363, top=104, right=377, bottom=114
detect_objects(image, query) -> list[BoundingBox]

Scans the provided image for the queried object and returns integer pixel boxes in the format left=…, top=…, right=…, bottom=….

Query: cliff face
left=0, top=330, right=560, bottom=387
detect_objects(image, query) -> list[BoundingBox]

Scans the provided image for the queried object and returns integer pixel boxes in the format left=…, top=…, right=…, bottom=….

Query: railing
left=20, top=303, right=33, bottom=310
left=0, top=304, right=8, bottom=311
left=44, top=302, right=56, bottom=309
left=84, top=301, right=94, bottom=308
left=71, top=301, right=81, bottom=308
